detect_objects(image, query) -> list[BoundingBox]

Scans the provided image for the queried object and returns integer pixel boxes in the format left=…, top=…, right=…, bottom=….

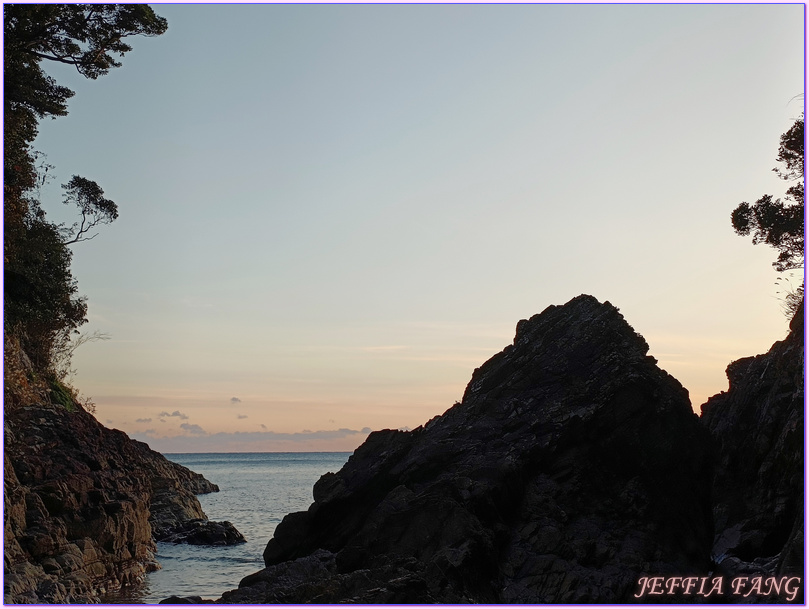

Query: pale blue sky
left=34, top=3, right=804, bottom=452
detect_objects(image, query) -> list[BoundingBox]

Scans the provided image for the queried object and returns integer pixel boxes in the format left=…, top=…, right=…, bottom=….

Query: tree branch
left=27, top=49, right=83, bottom=66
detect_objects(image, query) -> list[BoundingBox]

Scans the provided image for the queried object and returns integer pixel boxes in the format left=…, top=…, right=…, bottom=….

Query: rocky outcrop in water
left=157, top=518, right=246, bottom=546
left=218, top=295, right=715, bottom=603
left=159, top=594, right=216, bottom=604
left=3, top=400, right=242, bottom=604
left=701, top=301, right=804, bottom=600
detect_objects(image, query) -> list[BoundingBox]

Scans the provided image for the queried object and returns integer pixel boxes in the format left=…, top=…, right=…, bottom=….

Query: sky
left=32, top=3, right=804, bottom=453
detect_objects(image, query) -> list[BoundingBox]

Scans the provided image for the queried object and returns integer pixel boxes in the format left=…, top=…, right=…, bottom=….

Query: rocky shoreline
left=4, top=295, right=803, bottom=604
left=3, top=400, right=244, bottom=603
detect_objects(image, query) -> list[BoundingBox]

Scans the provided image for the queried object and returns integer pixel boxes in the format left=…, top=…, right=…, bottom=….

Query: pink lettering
left=634, top=577, right=650, bottom=598
left=731, top=577, right=748, bottom=595
left=682, top=577, right=698, bottom=594
left=784, top=577, right=801, bottom=602
left=633, top=575, right=799, bottom=601
left=762, top=576, right=782, bottom=596
left=706, top=576, right=724, bottom=597
left=648, top=577, right=664, bottom=595
left=744, top=576, right=763, bottom=597
left=665, top=577, right=682, bottom=594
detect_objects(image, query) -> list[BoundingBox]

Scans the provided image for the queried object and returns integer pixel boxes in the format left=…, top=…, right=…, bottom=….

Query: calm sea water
left=100, top=452, right=351, bottom=604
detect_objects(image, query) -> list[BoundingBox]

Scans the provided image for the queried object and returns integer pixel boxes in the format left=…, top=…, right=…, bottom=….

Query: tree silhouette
left=4, top=4, right=166, bottom=375
left=731, top=116, right=804, bottom=274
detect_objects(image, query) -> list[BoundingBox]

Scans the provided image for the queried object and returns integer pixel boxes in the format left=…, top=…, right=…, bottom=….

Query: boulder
left=157, top=518, right=246, bottom=546
left=159, top=594, right=215, bottom=603
left=221, top=295, right=714, bottom=603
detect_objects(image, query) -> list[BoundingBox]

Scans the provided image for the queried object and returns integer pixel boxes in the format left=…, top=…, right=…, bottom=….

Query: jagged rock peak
left=220, top=294, right=712, bottom=604
left=514, top=294, right=642, bottom=348
left=460, top=294, right=661, bottom=409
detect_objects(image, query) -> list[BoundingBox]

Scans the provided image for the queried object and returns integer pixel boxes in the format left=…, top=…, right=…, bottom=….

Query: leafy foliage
left=3, top=4, right=166, bottom=382
left=731, top=116, right=805, bottom=273
left=60, top=175, right=119, bottom=244
left=5, top=5, right=167, bottom=78
left=5, top=216, right=88, bottom=369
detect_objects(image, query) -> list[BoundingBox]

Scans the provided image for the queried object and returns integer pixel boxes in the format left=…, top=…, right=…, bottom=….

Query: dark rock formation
left=219, top=548, right=440, bottom=603
left=157, top=518, right=246, bottom=546
left=701, top=300, right=804, bottom=599
left=159, top=594, right=216, bottom=604
left=3, top=401, right=242, bottom=603
left=219, top=295, right=714, bottom=603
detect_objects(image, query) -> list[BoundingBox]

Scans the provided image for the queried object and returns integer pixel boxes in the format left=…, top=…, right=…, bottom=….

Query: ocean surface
left=100, top=452, right=351, bottom=604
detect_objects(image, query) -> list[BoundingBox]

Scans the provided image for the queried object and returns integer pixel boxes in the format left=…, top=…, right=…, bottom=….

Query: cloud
left=228, top=428, right=367, bottom=442
left=230, top=397, right=241, bottom=404
left=180, top=423, right=207, bottom=436
left=260, top=424, right=267, bottom=430
left=133, top=426, right=373, bottom=453
left=136, top=418, right=152, bottom=423
left=237, top=414, right=248, bottom=419
left=158, top=410, right=189, bottom=420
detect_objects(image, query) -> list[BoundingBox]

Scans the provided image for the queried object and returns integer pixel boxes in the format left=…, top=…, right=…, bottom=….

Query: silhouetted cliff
left=701, top=300, right=804, bottom=600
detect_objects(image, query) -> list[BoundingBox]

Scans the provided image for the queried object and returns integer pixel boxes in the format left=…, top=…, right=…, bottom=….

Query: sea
left=100, top=452, right=351, bottom=604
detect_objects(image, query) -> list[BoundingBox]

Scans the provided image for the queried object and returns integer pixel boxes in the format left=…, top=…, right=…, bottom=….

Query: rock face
left=3, top=401, right=239, bottom=603
left=701, top=301, right=804, bottom=596
left=220, top=295, right=714, bottom=603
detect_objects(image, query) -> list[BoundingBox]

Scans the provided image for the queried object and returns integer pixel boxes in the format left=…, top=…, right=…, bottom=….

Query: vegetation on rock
left=731, top=114, right=805, bottom=315
left=3, top=4, right=167, bottom=400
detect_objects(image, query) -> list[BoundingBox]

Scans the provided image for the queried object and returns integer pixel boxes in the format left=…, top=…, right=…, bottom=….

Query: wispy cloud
left=230, top=397, right=241, bottom=404
left=180, top=297, right=215, bottom=310
left=136, top=417, right=152, bottom=423
left=361, top=345, right=409, bottom=353
left=158, top=410, right=189, bottom=420
left=237, top=414, right=248, bottom=419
